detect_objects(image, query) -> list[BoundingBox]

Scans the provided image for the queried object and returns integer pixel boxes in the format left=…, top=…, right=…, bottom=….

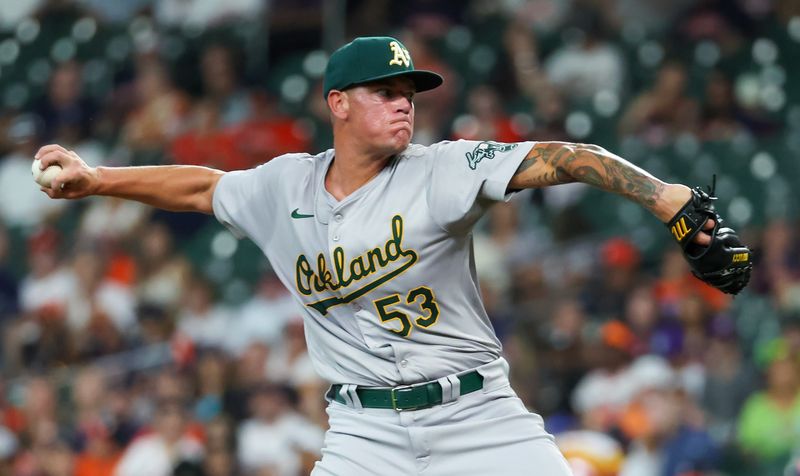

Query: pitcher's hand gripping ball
left=31, top=158, right=63, bottom=189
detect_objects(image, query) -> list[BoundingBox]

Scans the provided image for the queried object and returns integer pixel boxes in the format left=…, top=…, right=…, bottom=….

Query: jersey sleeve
left=426, top=139, right=535, bottom=232
left=212, top=158, right=284, bottom=240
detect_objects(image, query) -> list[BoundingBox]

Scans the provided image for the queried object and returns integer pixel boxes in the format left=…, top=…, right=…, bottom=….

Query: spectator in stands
left=206, top=415, right=232, bottom=445
left=702, top=320, right=758, bottom=446
left=756, top=220, right=800, bottom=313
left=71, top=367, right=121, bottom=476
left=582, top=237, right=642, bottom=321
left=264, top=318, right=317, bottom=388
left=528, top=83, right=570, bottom=142
left=0, top=114, right=68, bottom=228
left=490, top=0, right=573, bottom=35
left=618, top=60, right=700, bottom=146
left=71, top=367, right=109, bottom=438
left=672, top=294, right=714, bottom=369
left=572, top=320, right=638, bottom=434
left=473, top=201, right=522, bottom=302
left=533, top=297, right=588, bottom=418
left=543, top=9, right=626, bottom=101
left=699, top=69, right=780, bottom=141
left=265, top=0, right=323, bottom=60
left=79, top=0, right=151, bottom=23
left=0, top=225, right=18, bottom=322
left=620, top=356, right=720, bottom=476
left=204, top=448, right=237, bottom=476
left=74, top=417, right=119, bottom=476
left=192, top=351, right=228, bottom=423
left=265, top=317, right=326, bottom=425
left=174, top=46, right=310, bottom=170
left=203, top=416, right=235, bottom=474
left=134, top=221, right=191, bottom=314
left=226, top=342, right=269, bottom=421
left=11, top=377, right=70, bottom=475
left=604, top=0, right=694, bottom=36
left=556, top=428, right=625, bottom=476
left=674, top=0, right=753, bottom=58
left=391, top=0, right=463, bottom=37
left=7, top=228, right=73, bottom=370
left=236, top=383, right=323, bottom=476
left=737, top=343, right=800, bottom=471
left=699, top=70, right=749, bottom=141
left=225, top=271, right=297, bottom=354
left=452, top=84, right=525, bottom=142
left=122, top=56, right=191, bottom=159
left=175, top=276, right=232, bottom=351
left=623, top=282, right=663, bottom=356
left=199, top=43, right=255, bottom=127
left=114, top=399, right=204, bottom=476
left=0, top=422, right=18, bottom=475
left=65, top=249, right=137, bottom=358
left=154, top=0, right=264, bottom=28
left=170, top=100, right=234, bottom=170
left=79, top=196, right=150, bottom=244
left=31, top=61, right=96, bottom=144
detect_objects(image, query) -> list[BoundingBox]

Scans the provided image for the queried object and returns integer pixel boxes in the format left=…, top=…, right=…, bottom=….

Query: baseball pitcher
left=36, top=36, right=751, bottom=475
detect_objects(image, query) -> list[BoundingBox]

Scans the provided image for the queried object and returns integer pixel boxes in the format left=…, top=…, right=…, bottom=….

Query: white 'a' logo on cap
left=388, top=41, right=411, bottom=67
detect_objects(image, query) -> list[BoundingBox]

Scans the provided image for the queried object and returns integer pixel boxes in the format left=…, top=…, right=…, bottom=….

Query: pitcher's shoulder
left=399, top=142, right=455, bottom=162
left=271, top=150, right=328, bottom=166
left=257, top=150, right=328, bottom=173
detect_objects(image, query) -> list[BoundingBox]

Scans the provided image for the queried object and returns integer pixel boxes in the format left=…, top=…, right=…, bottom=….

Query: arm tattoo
left=512, top=145, right=575, bottom=188
left=512, top=142, right=666, bottom=211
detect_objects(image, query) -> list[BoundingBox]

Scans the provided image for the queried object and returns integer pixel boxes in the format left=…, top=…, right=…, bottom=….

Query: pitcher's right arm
left=36, top=144, right=224, bottom=214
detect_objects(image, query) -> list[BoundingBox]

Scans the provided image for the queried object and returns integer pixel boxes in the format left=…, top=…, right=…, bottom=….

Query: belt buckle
left=390, top=384, right=420, bottom=411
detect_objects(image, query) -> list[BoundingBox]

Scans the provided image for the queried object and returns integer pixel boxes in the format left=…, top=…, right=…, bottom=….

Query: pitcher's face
left=343, top=76, right=416, bottom=156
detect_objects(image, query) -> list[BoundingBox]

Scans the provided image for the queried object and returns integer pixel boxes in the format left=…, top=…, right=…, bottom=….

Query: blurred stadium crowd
left=0, top=0, right=799, bottom=475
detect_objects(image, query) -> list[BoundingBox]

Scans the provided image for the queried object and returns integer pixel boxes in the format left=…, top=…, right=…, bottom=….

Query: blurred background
left=0, top=0, right=798, bottom=475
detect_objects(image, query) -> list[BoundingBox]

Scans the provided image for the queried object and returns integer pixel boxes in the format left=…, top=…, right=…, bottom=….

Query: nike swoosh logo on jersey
left=291, top=208, right=314, bottom=219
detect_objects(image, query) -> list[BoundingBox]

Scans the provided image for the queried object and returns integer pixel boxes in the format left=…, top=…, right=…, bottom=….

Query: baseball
left=31, top=158, right=63, bottom=188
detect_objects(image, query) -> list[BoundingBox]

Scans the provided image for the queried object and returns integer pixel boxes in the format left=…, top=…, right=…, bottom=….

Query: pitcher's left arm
left=507, top=141, right=752, bottom=294
left=508, top=141, right=688, bottom=223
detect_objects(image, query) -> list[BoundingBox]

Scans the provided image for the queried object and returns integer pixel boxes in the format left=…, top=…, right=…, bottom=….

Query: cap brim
left=346, top=69, right=444, bottom=93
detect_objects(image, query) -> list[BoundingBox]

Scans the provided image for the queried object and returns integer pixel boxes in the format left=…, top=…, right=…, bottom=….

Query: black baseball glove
left=667, top=182, right=752, bottom=295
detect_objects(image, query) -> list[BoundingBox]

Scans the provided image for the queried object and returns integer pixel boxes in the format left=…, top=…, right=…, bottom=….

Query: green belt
left=328, top=371, right=484, bottom=411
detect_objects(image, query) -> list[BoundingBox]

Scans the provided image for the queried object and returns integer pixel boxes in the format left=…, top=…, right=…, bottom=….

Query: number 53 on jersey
left=372, top=286, right=440, bottom=337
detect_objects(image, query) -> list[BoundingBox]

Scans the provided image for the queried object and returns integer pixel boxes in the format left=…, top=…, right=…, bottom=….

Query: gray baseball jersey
left=213, top=139, right=534, bottom=386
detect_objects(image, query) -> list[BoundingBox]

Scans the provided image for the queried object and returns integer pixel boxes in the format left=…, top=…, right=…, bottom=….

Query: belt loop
left=446, top=374, right=461, bottom=402
left=437, top=375, right=461, bottom=405
left=345, top=384, right=364, bottom=413
left=437, top=377, right=454, bottom=405
left=338, top=384, right=355, bottom=408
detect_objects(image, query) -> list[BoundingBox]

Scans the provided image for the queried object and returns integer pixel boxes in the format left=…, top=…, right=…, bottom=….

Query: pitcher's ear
left=328, top=90, right=349, bottom=119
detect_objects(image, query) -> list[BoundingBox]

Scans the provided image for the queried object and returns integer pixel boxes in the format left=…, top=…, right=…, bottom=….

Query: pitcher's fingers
left=50, top=177, right=67, bottom=194
left=694, top=231, right=712, bottom=246
left=38, top=150, right=69, bottom=168
left=35, top=144, right=69, bottom=160
left=703, top=219, right=716, bottom=230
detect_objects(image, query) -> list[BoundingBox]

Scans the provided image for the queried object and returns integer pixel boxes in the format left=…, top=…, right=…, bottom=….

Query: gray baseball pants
left=312, top=358, right=573, bottom=476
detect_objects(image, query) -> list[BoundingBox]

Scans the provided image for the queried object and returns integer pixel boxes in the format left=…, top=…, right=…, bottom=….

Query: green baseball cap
left=323, top=36, right=443, bottom=98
